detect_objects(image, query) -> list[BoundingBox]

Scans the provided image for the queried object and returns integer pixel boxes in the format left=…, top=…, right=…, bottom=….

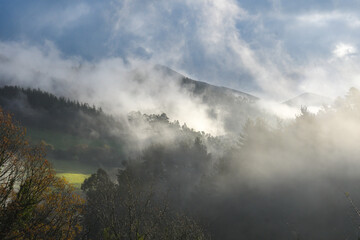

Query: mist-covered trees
left=80, top=137, right=212, bottom=239
left=84, top=87, right=360, bottom=240
left=197, top=88, right=360, bottom=239
left=81, top=168, right=207, bottom=240
left=0, top=85, right=217, bottom=170
left=0, top=108, right=84, bottom=240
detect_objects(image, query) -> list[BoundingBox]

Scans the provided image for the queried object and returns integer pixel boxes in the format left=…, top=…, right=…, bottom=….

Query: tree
left=0, top=108, right=84, bottom=240
left=81, top=168, right=208, bottom=240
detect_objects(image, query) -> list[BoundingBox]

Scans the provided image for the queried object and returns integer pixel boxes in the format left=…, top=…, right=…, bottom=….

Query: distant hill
left=283, top=92, right=333, bottom=108
left=154, top=65, right=261, bottom=133
left=154, top=65, right=258, bottom=105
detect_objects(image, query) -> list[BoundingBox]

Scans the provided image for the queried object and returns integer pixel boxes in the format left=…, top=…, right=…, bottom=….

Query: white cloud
left=332, top=42, right=357, bottom=58
left=108, top=0, right=300, bottom=100
left=296, top=11, right=360, bottom=28
left=299, top=52, right=360, bottom=98
left=4, top=0, right=360, bottom=109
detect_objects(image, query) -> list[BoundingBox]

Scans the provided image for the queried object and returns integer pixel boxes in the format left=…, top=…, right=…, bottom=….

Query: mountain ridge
left=154, top=64, right=258, bottom=103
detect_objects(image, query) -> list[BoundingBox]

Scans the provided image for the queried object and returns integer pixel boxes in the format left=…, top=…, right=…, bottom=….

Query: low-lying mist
left=0, top=41, right=229, bottom=135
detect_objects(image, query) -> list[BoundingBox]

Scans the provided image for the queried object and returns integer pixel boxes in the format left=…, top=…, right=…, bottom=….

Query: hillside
left=154, top=65, right=262, bottom=133
left=155, top=64, right=258, bottom=104
left=0, top=86, right=133, bottom=175
left=0, top=86, right=125, bottom=137
left=0, top=85, right=213, bottom=171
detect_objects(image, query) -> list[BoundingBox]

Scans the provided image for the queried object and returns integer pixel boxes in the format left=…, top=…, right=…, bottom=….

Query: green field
left=56, top=173, right=91, bottom=188
left=53, top=160, right=95, bottom=188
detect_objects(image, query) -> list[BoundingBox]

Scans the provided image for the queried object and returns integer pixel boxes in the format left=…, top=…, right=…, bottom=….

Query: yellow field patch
left=56, top=173, right=91, bottom=188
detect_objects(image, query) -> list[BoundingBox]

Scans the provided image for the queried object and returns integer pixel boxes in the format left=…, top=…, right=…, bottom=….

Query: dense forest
left=0, top=86, right=215, bottom=169
left=0, top=86, right=122, bottom=137
left=2, top=86, right=360, bottom=239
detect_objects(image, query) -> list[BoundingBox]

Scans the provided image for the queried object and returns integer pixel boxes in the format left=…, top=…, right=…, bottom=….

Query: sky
left=0, top=0, right=360, bottom=100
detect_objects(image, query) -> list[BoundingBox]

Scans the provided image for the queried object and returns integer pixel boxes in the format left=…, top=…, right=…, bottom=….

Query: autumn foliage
left=0, top=108, right=84, bottom=240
